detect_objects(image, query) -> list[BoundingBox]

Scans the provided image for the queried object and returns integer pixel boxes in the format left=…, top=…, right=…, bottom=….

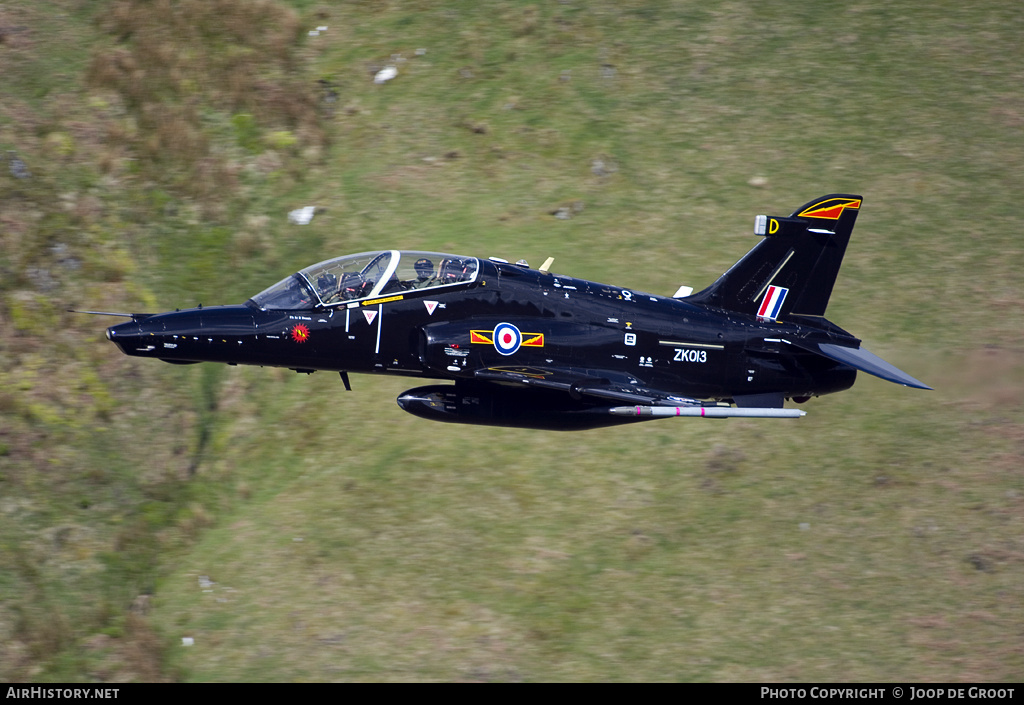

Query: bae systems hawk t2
left=94, top=194, right=930, bottom=430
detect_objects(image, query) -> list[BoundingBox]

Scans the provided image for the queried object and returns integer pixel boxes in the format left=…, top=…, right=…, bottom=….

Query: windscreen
left=248, top=273, right=318, bottom=310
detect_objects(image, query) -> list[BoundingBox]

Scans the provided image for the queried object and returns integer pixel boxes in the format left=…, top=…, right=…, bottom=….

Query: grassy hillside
left=2, top=0, right=1022, bottom=681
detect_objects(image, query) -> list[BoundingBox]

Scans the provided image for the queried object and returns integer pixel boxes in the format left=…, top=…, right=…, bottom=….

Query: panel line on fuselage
left=658, top=341, right=725, bottom=349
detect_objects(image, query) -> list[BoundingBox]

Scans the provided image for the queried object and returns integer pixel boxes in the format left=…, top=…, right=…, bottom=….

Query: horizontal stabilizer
left=813, top=343, right=932, bottom=390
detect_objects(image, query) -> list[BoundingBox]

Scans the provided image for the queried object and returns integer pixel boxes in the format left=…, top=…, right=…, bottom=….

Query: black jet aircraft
left=95, top=194, right=930, bottom=430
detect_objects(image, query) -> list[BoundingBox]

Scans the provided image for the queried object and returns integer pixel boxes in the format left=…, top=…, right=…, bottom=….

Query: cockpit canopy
left=249, top=250, right=480, bottom=310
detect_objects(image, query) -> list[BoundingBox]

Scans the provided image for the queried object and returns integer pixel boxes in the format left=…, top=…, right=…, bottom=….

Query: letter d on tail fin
left=689, top=194, right=862, bottom=318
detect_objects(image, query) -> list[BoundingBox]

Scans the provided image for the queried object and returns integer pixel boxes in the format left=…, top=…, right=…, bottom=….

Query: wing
left=472, top=365, right=701, bottom=406
left=470, top=366, right=806, bottom=419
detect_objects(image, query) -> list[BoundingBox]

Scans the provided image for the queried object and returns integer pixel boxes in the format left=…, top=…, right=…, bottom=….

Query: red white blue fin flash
left=757, top=285, right=788, bottom=322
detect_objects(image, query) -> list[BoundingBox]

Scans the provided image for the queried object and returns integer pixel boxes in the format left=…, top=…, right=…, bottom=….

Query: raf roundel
left=492, top=322, right=522, bottom=356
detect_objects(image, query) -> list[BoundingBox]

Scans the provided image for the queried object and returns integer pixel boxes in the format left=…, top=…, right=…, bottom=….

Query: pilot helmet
left=414, top=258, right=434, bottom=280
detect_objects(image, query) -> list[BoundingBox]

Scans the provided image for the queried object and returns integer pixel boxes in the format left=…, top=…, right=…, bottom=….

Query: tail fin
left=688, top=194, right=862, bottom=319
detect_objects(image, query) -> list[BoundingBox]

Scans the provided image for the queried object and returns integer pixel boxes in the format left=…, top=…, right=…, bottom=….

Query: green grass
left=138, top=362, right=1022, bottom=682
left=2, top=0, right=1023, bottom=682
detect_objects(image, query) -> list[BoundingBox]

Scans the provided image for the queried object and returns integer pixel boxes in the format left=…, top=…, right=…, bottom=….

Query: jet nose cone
left=106, top=314, right=169, bottom=355
left=106, top=319, right=133, bottom=339
left=106, top=319, right=144, bottom=354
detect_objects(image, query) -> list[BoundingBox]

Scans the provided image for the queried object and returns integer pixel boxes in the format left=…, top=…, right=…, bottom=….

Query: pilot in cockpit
left=411, top=258, right=438, bottom=288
